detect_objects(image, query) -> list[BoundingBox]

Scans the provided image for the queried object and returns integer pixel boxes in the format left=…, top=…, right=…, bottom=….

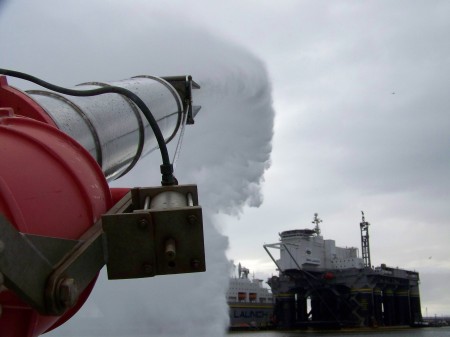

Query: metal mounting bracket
left=0, top=184, right=205, bottom=316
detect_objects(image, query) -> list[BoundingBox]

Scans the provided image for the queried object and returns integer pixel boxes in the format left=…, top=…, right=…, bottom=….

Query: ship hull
left=229, top=302, right=274, bottom=330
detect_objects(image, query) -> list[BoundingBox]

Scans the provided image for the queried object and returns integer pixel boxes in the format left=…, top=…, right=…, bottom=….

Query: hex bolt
left=187, top=215, right=197, bottom=225
left=58, top=278, right=79, bottom=310
left=138, top=218, right=149, bottom=230
left=191, top=259, right=201, bottom=270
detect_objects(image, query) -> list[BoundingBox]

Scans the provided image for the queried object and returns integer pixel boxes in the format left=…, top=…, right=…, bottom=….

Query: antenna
left=312, top=213, right=322, bottom=235
left=360, top=211, right=371, bottom=268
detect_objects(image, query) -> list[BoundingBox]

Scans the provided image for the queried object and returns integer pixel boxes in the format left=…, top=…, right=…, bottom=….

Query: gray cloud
left=186, top=0, right=450, bottom=315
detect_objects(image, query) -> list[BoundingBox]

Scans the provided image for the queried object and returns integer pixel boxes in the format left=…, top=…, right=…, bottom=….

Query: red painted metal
left=0, top=77, right=57, bottom=126
left=323, top=272, right=335, bottom=280
left=110, top=187, right=131, bottom=205
left=0, top=102, right=112, bottom=335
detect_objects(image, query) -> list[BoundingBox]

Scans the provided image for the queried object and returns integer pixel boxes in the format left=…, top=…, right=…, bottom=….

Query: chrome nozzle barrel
left=26, top=76, right=199, bottom=181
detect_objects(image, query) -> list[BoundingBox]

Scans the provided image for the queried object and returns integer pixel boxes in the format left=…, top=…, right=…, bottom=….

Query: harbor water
left=229, top=327, right=450, bottom=337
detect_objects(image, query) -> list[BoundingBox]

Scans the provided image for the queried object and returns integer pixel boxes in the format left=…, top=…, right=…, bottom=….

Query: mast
left=360, top=211, right=371, bottom=268
left=312, top=212, right=322, bottom=235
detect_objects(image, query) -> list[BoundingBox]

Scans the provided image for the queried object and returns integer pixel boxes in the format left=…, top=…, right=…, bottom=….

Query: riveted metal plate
left=102, top=185, right=205, bottom=280
left=102, top=213, right=155, bottom=280
left=152, top=206, right=205, bottom=275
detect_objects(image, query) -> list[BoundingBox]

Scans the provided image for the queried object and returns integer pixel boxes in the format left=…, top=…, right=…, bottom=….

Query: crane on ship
left=0, top=68, right=206, bottom=337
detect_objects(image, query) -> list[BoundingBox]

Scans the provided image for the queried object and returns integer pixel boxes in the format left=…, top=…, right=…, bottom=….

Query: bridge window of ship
left=238, top=292, right=247, bottom=302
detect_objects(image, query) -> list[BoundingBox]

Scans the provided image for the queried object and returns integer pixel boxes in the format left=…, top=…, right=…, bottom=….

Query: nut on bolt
left=58, top=278, right=79, bottom=309
left=138, top=218, right=149, bottom=229
left=191, top=259, right=201, bottom=270
left=187, top=215, right=198, bottom=225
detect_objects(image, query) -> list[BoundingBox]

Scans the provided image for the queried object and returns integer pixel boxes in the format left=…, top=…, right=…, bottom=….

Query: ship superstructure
left=269, top=213, right=365, bottom=271
left=264, top=213, right=423, bottom=329
left=227, top=263, right=273, bottom=329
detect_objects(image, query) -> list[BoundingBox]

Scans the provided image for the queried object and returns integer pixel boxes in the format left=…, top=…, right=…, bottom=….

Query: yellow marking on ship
left=351, top=288, right=373, bottom=294
left=395, top=291, right=410, bottom=296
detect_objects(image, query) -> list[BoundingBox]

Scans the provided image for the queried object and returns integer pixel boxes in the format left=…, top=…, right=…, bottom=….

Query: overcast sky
left=186, top=0, right=450, bottom=316
left=1, top=0, right=450, bottom=334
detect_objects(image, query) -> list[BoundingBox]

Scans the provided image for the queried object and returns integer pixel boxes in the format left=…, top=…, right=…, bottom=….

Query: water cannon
left=0, top=69, right=205, bottom=337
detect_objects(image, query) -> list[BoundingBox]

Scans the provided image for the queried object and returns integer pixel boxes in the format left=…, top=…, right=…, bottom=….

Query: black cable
left=0, top=68, right=176, bottom=185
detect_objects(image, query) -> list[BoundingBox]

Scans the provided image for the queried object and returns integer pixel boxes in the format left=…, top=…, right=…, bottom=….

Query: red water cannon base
left=0, top=113, right=112, bottom=336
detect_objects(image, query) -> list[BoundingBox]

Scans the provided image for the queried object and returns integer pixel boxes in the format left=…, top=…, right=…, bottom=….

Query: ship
left=227, top=263, right=274, bottom=330
left=264, top=212, right=423, bottom=329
